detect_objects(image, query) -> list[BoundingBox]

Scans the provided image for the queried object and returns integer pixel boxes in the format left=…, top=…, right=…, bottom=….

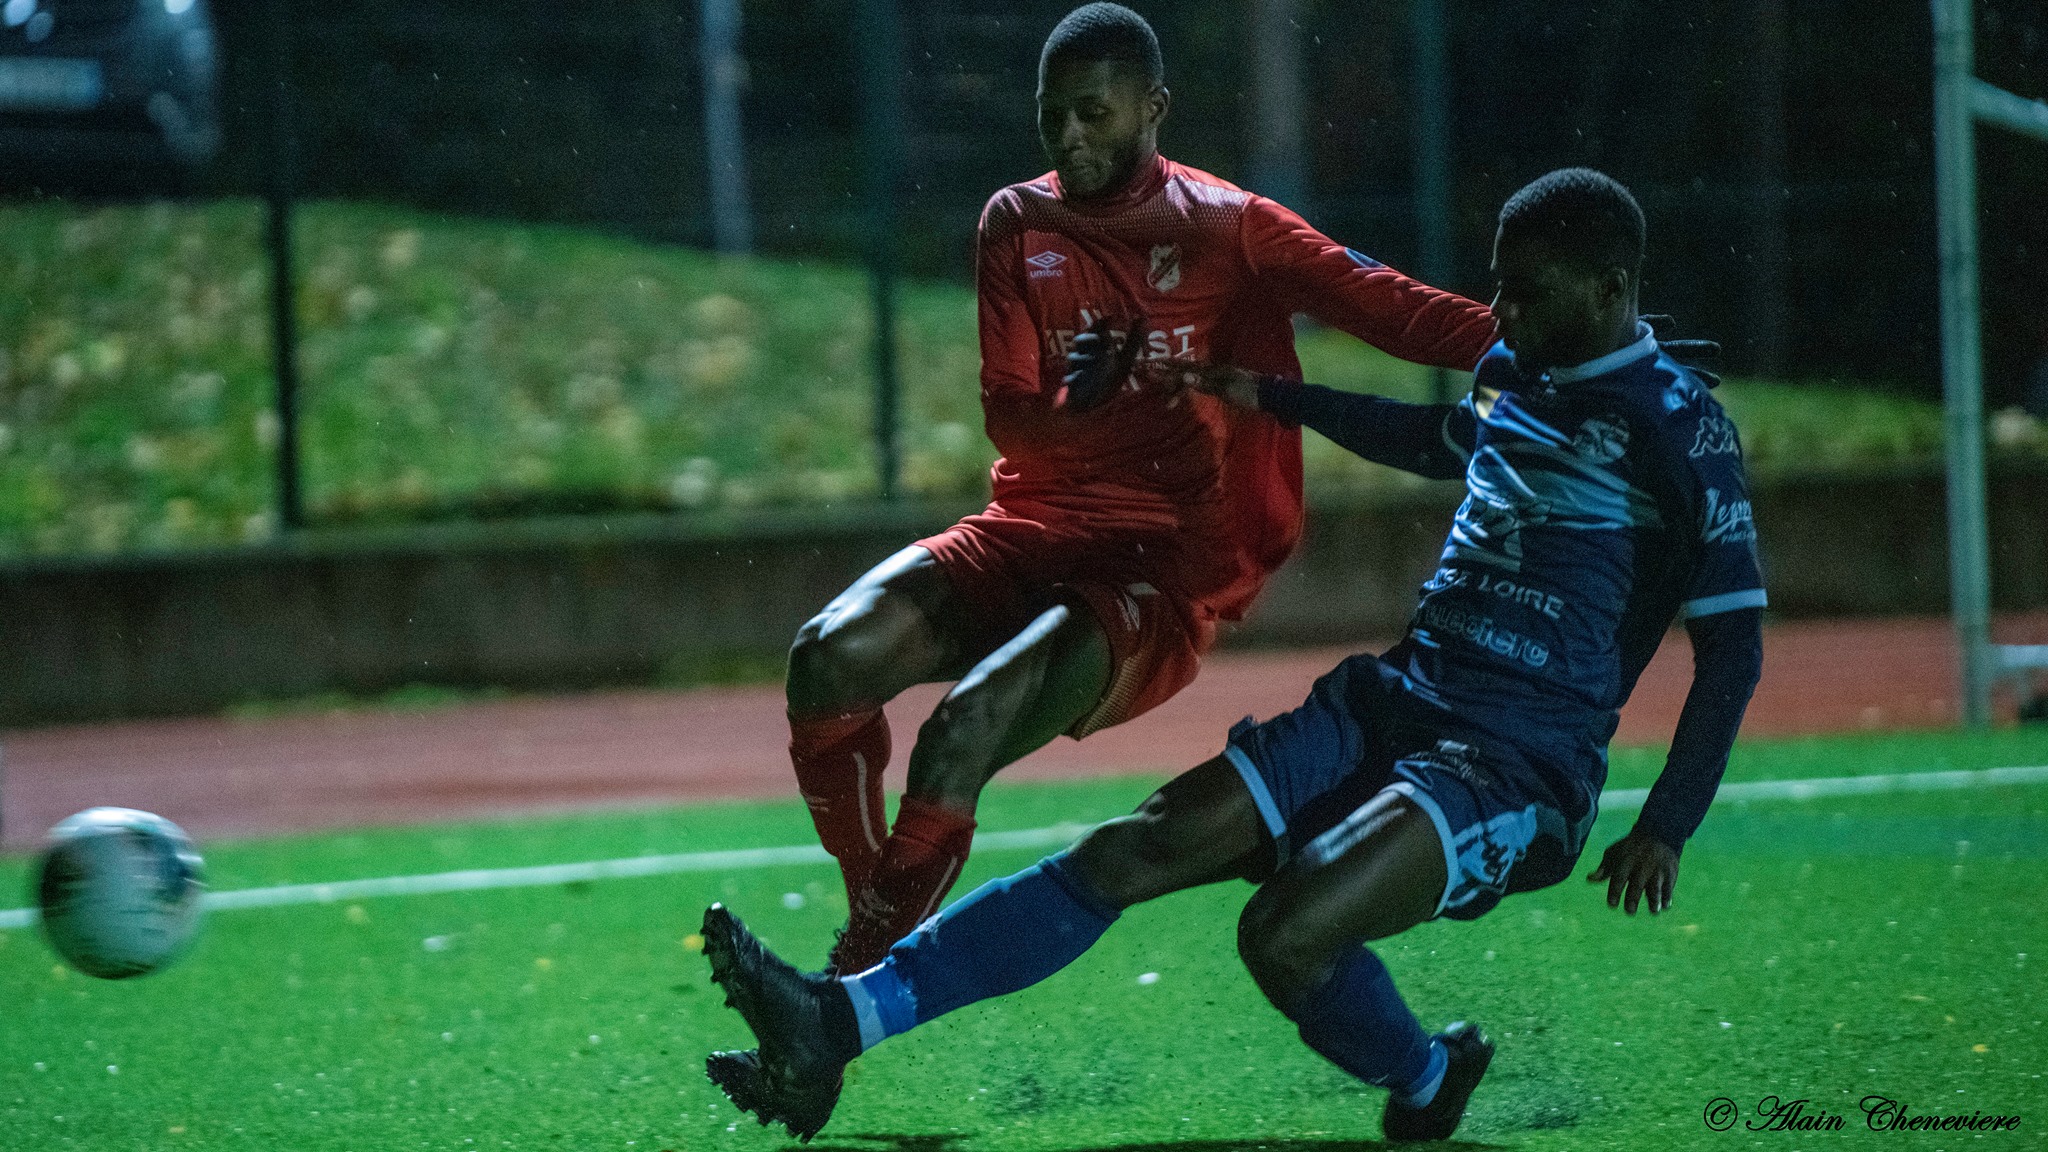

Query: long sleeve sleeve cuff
left=1256, top=375, right=1307, bottom=426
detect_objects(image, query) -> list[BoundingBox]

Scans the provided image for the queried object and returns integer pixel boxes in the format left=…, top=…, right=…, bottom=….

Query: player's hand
left=1140, top=357, right=1261, bottom=410
left=1587, top=826, right=1680, bottom=916
left=1059, top=314, right=1148, bottom=413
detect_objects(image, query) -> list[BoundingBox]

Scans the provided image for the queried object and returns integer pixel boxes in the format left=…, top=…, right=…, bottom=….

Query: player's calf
left=1235, top=789, right=1479, bottom=1138
left=1237, top=789, right=1444, bottom=1011
left=899, top=599, right=1103, bottom=808
left=788, top=709, right=892, bottom=912
left=784, top=550, right=967, bottom=925
left=833, top=602, right=1105, bottom=972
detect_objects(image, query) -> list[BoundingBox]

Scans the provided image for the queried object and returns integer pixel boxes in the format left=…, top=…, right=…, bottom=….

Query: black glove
left=1643, top=313, right=1722, bottom=388
left=1059, top=314, right=1147, bottom=413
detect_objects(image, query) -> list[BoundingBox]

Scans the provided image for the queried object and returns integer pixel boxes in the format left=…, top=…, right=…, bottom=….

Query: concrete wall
left=5, top=471, right=2044, bottom=727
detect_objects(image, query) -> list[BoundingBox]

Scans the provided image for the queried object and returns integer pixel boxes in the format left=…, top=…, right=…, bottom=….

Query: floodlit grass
left=2, top=198, right=2030, bottom=556
left=3, top=728, right=2046, bottom=1150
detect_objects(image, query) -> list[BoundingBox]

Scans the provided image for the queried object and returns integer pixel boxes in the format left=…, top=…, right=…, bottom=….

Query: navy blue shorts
left=1222, top=653, right=1596, bottom=921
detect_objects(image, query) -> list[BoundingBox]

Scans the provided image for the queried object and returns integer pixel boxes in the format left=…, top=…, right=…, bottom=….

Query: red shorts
left=917, top=510, right=1218, bottom=739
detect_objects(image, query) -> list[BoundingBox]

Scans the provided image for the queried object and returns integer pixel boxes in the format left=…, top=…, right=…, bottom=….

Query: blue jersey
left=1260, top=321, right=1766, bottom=838
left=1386, top=327, right=1766, bottom=774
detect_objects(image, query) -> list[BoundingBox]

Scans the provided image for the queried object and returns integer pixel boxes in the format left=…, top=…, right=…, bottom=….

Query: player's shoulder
left=1627, top=351, right=1745, bottom=469
left=1160, top=157, right=1259, bottom=218
left=1162, top=158, right=1247, bottom=197
left=978, top=174, right=1059, bottom=235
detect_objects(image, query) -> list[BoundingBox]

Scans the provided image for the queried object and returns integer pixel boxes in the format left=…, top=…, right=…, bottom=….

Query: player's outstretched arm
left=1590, top=606, right=1764, bottom=915
left=1238, top=196, right=1497, bottom=372
left=1139, top=357, right=1473, bottom=480
left=1138, top=358, right=1262, bottom=409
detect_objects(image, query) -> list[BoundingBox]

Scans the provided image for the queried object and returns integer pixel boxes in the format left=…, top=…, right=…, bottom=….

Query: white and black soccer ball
left=36, top=807, right=205, bottom=979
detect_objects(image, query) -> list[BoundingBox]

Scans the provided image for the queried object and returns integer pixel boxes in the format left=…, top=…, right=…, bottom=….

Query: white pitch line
left=1596, top=762, right=2048, bottom=810
left=3, top=765, right=2045, bottom=932
left=0, top=822, right=1095, bottom=931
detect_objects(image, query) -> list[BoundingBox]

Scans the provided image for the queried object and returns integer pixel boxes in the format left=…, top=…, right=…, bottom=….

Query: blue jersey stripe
left=1680, top=588, right=1769, bottom=619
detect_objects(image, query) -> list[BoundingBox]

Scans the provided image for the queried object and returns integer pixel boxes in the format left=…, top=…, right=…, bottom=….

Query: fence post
left=855, top=0, right=905, bottom=501
left=266, top=0, right=304, bottom=532
left=1740, top=0, right=1791, bottom=378
left=1932, top=0, right=2048, bottom=726
left=1411, top=0, right=1454, bottom=403
left=1247, top=0, right=1307, bottom=210
left=1931, top=0, right=1991, bottom=728
left=700, top=0, right=753, bottom=255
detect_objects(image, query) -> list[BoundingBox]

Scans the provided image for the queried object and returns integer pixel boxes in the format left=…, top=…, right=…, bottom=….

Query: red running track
left=3, top=613, right=2044, bottom=848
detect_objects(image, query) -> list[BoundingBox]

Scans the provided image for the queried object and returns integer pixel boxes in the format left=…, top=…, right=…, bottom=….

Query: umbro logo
left=1026, top=250, right=1068, bottom=278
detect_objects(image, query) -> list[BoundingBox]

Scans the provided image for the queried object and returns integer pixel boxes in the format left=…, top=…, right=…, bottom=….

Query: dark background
left=15, top=0, right=2048, bottom=398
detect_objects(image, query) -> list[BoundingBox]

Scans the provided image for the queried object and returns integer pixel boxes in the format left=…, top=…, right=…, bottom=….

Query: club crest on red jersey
left=1147, top=244, right=1182, bottom=292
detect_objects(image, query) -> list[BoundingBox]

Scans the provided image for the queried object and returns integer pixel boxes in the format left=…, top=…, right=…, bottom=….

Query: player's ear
left=1598, top=265, right=1632, bottom=309
left=1147, top=84, right=1170, bottom=130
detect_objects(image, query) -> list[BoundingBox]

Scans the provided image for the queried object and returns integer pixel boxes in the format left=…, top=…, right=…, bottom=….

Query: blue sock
left=840, top=851, right=1120, bottom=1051
left=1291, top=946, right=1444, bottom=1105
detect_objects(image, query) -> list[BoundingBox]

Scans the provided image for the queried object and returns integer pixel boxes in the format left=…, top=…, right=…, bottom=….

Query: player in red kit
left=784, top=3, right=1496, bottom=982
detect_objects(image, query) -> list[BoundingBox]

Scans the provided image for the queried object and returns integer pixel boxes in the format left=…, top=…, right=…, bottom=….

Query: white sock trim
left=1396, top=1038, right=1449, bottom=1109
left=841, top=971, right=890, bottom=1052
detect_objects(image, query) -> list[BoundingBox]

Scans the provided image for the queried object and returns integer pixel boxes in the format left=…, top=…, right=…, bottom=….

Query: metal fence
left=1, top=0, right=2045, bottom=556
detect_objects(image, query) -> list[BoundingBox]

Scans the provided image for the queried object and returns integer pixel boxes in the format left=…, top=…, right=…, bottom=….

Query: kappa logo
left=1147, top=244, right=1182, bottom=292
left=1689, top=413, right=1739, bottom=458
left=1026, top=250, right=1068, bottom=278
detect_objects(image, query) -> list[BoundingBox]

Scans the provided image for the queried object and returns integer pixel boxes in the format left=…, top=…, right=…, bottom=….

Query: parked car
left=0, top=0, right=219, bottom=178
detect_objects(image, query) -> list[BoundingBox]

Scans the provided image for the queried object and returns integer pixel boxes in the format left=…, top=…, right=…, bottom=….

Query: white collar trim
left=1548, top=320, right=1658, bottom=384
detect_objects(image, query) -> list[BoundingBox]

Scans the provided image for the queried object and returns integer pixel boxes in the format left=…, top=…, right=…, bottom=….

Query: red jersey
left=973, top=154, right=1496, bottom=622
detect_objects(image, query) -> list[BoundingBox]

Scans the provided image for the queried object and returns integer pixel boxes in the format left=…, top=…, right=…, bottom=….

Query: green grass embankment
left=3, top=198, right=2013, bottom=557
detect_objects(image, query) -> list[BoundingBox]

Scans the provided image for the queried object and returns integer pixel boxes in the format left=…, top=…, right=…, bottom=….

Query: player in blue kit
left=699, top=168, right=1766, bottom=1144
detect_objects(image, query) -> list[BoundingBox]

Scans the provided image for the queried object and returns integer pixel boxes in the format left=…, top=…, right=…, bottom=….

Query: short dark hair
left=1497, top=168, right=1646, bottom=278
left=1040, top=3, right=1164, bottom=88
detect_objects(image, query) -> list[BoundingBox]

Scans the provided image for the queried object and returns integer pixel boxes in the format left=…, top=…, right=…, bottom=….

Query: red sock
left=831, top=796, right=977, bottom=973
left=790, top=710, right=892, bottom=908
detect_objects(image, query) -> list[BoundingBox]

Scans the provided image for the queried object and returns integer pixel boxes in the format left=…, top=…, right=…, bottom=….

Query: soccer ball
left=36, top=807, right=206, bottom=979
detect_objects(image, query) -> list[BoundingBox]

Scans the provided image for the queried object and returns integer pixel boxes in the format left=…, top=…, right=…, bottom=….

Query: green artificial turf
left=3, top=729, right=2046, bottom=1150
left=2, top=198, right=2014, bottom=557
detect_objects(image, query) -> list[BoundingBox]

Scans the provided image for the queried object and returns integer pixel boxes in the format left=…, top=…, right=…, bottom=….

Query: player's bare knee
left=785, top=649, right=847, bottom=716
left=1236, top=890, right=1331, bottom=1011
left=788, top=612, right=890, bottom=714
